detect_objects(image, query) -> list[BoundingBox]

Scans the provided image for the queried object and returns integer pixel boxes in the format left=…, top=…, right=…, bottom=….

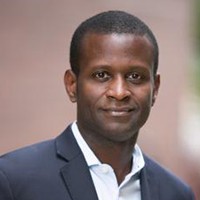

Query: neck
left=93, top=142, right=135, bottom=184
left=78, top=124, right=139, bottom=185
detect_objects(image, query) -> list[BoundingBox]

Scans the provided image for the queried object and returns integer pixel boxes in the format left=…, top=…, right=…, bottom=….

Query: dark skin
left=65, top=33, right=160, bottom=184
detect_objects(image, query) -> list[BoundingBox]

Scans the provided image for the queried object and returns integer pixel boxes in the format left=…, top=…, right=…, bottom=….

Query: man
left=0, top=10, right=195, bottom=200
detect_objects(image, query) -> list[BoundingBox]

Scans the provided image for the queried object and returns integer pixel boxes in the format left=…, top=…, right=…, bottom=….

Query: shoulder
left=0, top=124, right=73, bottom=168
left=143, top=154, right=195, bottom=199
left=144, top=154, right=187, bottom=185
left=0, top=139, right=55, bottom=171
left=0, top=126, right=76, bottom=200
left=0, top=139, right=55, bottom=160
left=0, top=124, right=75, bottom=175
left=0, top=139, right=57, bottom=199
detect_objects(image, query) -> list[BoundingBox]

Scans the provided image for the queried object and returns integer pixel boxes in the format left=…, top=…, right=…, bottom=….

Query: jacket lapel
left=55, top=125, right=99, bottom=200
left=140, top=155, right=159, bottom=200
left=55, top=126, right=160, bottom=200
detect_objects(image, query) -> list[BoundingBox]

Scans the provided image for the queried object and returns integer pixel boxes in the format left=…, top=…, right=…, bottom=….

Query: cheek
left=77, top=82, right=102, bottom=109
left=135, top=86, right=153, bottom=123
left=134, top=85, right=153, bottom=107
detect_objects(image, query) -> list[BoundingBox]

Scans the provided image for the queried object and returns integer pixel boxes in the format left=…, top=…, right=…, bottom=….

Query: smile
left=103, top=107, right=134, bottom=117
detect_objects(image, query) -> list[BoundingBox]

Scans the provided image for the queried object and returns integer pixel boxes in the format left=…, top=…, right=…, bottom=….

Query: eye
left=92, top=71, right=110, bottom=81
left=126, top=72, right=142, bottom=82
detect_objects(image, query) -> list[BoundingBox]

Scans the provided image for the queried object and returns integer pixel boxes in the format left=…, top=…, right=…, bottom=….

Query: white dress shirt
left=71, top=122, right=145, bottom=200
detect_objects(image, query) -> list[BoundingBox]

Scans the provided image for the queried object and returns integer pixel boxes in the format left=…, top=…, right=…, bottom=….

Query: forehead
left=79, top=33, right=154, bottom=70
left=81, top=32, right=153, bottom=50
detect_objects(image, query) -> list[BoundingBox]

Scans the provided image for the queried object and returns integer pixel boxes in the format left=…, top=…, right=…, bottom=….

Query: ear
left=64, top=69, right=77, bottom=103
left=152, top=74, right=160, bottom=106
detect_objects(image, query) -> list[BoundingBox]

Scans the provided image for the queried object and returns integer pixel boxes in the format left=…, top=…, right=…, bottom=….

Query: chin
left=102, top=123, right=139, bottom=142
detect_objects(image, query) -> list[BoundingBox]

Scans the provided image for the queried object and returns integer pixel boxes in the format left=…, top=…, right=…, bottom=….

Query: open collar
left=55, top=125, right=99, bottom=200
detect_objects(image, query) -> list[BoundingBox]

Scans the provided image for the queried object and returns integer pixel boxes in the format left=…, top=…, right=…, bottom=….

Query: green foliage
left=192, top=57, right=200, bottom=97
left=195, top=0, right=200, bottom=50
left=193, top=0, right=200, bottom=96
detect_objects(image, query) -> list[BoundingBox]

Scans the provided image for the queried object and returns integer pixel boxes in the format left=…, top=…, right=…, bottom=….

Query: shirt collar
left=71, top=122, right=100, bottom=166
left=71, top=121, right=145, bottom=174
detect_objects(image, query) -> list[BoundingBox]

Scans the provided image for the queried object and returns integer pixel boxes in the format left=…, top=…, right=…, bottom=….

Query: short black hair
left=70, top=10, right=159, bottom=75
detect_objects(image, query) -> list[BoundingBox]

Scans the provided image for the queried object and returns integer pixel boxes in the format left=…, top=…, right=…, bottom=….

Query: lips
left=102, top=107, right=135, bottom=117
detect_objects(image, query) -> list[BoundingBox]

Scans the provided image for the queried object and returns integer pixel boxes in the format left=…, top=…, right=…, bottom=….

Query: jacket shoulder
left=0, top=139, right=57, bottom=174
left=143, top=154, right=195, bottom=199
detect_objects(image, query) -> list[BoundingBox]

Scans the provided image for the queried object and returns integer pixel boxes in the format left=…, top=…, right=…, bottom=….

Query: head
left=70, top=10, right=159, bottom=76
left=65, top=11, right=160, bottom=145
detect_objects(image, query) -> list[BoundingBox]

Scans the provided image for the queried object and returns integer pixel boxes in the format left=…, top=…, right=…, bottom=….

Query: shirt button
left=101, top=165, right=110, bottom=174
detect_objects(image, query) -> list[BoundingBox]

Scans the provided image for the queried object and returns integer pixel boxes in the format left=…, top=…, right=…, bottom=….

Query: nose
left=106, top=76, right=131, bottom=101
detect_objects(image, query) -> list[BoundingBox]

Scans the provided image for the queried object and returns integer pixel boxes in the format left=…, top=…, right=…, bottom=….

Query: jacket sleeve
left=0, top=170, right=14, bottom=200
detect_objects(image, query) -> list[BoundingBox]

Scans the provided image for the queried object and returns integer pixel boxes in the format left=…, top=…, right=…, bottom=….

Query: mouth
left=102, top=107, right=135, bottom=117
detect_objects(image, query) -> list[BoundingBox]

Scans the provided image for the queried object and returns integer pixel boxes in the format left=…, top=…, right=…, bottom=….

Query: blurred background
left=0, top=0, right=199, bottom=198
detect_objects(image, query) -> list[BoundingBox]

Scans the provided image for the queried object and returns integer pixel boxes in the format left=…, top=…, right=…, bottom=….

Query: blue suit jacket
left=0, top=125, right=195, bottom=200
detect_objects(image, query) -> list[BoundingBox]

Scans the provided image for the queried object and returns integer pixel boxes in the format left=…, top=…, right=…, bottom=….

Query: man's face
left=65, top=33, right=160, bottom=143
